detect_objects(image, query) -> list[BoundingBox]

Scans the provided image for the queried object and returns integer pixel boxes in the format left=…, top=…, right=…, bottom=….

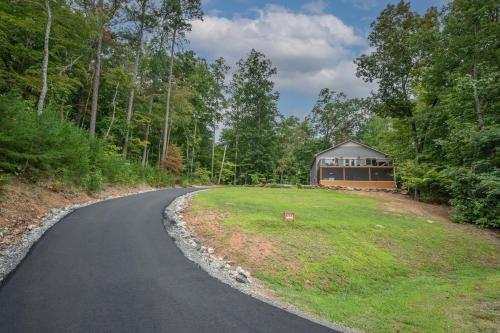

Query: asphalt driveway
left=0, top=189, right=337, bottom=333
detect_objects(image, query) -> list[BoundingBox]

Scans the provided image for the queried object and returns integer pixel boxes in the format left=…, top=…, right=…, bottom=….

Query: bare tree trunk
left=142, top=97, right=153, bottom=166
left=37, top=0, right=52, bottom=115
left=211, top=125, right=216, bottom=181
left=166, top=110, right=173, bottom=151
left=161, top=28, right=176, bottom=160
left=123, top=0, right=147, bottom=157
left=218, top=144, right=227, bottom=185
left=190, top=118, right=197, bottom=177
left=472, top=23, right=484, bottom=130
left=104, top=82, right=119, bottom=139
left=89, top=24, right=103, bottom=138
left=234, top=132, right=239, bottom=185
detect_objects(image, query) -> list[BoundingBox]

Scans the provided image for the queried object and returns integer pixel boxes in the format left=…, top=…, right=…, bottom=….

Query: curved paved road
left=0, top=189, right=337, bottom=333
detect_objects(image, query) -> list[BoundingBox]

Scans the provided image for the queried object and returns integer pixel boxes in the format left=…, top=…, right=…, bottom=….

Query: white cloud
left=188, top=5, right=375, bottom=99
left=302, top=0, right=328, bottom=14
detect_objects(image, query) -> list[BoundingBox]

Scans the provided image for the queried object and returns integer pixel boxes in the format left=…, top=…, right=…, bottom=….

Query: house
left=310, top=140, right=396, bottom=188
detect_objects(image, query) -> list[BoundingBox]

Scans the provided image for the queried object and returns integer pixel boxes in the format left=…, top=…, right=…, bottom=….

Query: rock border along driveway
left=164, top=190, right=360, bottom=333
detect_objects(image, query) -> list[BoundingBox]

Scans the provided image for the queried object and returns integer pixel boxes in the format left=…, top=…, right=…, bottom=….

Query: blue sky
left=187, top=0, right=448, bottom=118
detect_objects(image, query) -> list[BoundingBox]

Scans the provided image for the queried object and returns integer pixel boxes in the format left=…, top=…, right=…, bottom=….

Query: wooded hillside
left=0, top=0, right=498, bottom=227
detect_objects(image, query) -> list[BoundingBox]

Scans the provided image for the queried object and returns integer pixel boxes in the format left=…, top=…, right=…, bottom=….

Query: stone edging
left=0, top=188, right=161, bottom=284
left=163, top=190, right=363, bottom=333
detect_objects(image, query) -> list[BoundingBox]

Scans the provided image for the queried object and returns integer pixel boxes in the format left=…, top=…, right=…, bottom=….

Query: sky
left=186, top=0, right=448, bottom=118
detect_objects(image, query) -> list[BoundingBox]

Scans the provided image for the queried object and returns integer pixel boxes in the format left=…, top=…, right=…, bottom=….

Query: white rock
left=27, top=225, right=36, bottom=231
left=207, top=247, right=214, bottom=254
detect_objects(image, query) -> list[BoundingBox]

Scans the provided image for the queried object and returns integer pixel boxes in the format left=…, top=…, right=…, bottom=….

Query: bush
left=0, top=93, right=175, bottom=193
left=192, top=167, right=212, bottom=185
left=84, top=170, right=103, bottom=194
left=446, top=167, right=499, bottom=228
left=397, top=160, right=449, bottom=202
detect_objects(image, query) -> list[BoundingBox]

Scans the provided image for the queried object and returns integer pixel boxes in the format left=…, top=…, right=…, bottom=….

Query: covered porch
left=318, top=158, right=396, bottom=188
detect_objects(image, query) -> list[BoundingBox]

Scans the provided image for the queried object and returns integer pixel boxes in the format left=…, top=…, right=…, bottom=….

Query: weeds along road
left=0, top=189, right=337, bottom=333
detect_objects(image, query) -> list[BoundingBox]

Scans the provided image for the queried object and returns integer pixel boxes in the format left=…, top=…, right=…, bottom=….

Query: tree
left=87, top=0, right=120, bottom=138
left=309, top=88, right=368, bottom=149
left=224, top=49, right=280, bottom=183
left=355, top=1, right=439, bottom=157
left=159, top=0, right=203, bottom=160
left=37, top=0, right=52, bottom=114
left=121, top=0, right=157, bottom=157
left=208, top=57, right=229, bottom=180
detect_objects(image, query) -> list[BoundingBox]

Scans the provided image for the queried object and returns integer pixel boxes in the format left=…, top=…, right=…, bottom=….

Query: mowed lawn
left=189, top=187, right=500, bottom=333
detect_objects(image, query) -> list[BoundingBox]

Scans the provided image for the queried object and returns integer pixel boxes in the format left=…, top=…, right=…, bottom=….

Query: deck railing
left=319, top=158, right=393, bottom=167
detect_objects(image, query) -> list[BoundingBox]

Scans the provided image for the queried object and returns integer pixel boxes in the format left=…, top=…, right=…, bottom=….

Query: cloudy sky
left=187, top=0, right=447, bottom=118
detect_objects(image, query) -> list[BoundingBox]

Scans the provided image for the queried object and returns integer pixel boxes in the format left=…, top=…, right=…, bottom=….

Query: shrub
left=446, top=167, right=499, bottom=228
left=192, top=167, right=212, bottom=185
left=84, top=170, right=103, bottom=194
left=0, top=93, right=175, bottom=192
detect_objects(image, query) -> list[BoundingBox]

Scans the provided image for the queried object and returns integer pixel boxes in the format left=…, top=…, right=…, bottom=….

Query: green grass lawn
left=190, top=187, right=500, bottom=333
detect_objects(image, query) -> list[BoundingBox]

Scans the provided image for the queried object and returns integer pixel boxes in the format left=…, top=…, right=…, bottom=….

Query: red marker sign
left=283, top=211, right=296, bottom=221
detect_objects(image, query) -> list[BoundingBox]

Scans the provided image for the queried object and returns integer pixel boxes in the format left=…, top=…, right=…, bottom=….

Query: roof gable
left=311, top=140, right=388, bottom=166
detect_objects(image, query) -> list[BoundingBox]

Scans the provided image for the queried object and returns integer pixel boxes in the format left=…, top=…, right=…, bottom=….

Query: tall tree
left=159, top=0, right=203, bottom=160
left=87, top=0, right=120, bottom=138
left=121, top=0, right=156, bottom=156
left=37, top=0, right=52, bottom=114
left=224, top=49, right=280, bottom=184
left=208, top=57, right=229, bottom=180
left=309, top=88, right=367, bottom=149
left=355, top=1, right=439, bottom=157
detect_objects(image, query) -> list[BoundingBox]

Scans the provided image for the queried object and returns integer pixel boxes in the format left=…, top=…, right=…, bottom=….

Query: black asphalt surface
left=0, top=189, right=337, bottom=333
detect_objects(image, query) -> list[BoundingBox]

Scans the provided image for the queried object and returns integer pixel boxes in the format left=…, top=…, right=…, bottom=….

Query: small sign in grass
left=282, top=211, right=296, bottom=221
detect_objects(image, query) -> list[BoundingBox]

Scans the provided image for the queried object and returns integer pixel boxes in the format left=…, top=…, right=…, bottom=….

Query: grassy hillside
left=188, top=187, right=500, bottom=333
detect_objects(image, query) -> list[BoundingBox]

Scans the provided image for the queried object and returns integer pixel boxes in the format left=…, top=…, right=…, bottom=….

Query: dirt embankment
left=0, top=180, right=155, bottom=250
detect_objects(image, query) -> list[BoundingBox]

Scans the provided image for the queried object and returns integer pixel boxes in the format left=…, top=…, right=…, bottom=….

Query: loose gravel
left=163, top=190, right=360, bottom=333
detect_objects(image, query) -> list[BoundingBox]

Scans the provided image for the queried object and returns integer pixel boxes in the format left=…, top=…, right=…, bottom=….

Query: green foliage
left=355, top=1, right=499, bottom=227
left=445, top=167, right=499, bottom=227
left=84, top=170, right=103, bottom=194
left=397, top=160, right=449, bottom=202
left=192, top=167, right=211, bottom=185
left=0, top=93, right=175, bottom=192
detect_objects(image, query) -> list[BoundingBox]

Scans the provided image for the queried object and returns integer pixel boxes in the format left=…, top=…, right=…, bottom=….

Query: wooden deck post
left=368, top=167, right=371, bottom=181
left=342, top=167, right=346, bottom=180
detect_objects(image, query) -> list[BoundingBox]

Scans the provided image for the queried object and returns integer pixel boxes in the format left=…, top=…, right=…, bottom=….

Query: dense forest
left=0, top=0, right=498, bottom=227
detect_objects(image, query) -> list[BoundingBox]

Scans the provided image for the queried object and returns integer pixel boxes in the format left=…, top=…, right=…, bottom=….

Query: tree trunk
left=105, top=82, right=119, bottom=139
left=37, top=0, right=52, bottom=115
left=142, top=97, right=153, bottom=166
left=234, top=132, right=239, bottom=185
left=89, top=24, right=103, bottom=138
left=211, top=125, right=216, bottom=181
left=218, top=144, right=227, bottom=185
left=123, top=0, right=147, bottom=157
left=472, top=23, right=484, bottom=130
left=161, top=28, right=176, bottom=160
left=75, top=85, right=85, bottom=126
left=190, top=118, right=197, bottom=177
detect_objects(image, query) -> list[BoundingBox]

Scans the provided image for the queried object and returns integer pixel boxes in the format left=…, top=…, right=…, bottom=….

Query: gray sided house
left=310, top=140, right=396, bottom=188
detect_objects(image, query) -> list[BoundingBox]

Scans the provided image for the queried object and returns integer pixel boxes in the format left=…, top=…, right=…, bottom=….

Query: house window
left=366, top=158, right=377, bottom=166
left=344, top=159, right=350, bottom=166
